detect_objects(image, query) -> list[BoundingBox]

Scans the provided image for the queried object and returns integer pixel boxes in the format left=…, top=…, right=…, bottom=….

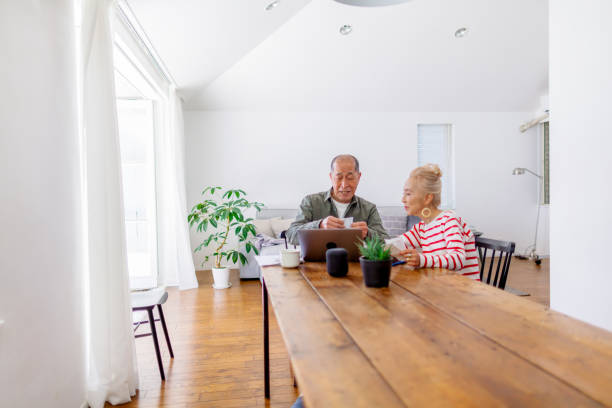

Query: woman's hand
left=399, top=248, right=421, bottom=267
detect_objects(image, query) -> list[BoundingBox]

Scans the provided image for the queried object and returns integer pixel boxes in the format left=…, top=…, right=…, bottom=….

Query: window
left=542, top=121, right=550, bottom=204
left=116, top=99, right=158, bottom=289
left=112, top=5, right=182, bottom=288
left=417, top=124, right=455, bottom=209
left=114, top=38, right=163, bottom=289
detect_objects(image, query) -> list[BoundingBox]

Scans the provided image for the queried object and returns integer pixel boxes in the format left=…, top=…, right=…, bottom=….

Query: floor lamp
left=512, top=167, right=543, bottom=265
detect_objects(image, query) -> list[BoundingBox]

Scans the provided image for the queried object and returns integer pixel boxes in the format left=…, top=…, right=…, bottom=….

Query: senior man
left=286, top=154, right=389, bottom=245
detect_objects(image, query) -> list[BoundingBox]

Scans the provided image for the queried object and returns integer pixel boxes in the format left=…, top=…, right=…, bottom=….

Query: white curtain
left=157, top=88, right=199, bottom=290
left=81, top=0, right=138, bottom=406
left=1, top=1, right=86, bottom=406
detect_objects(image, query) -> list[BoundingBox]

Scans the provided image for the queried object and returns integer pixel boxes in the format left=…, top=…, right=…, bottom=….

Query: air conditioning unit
left=520, top=95, right=549, bottom=132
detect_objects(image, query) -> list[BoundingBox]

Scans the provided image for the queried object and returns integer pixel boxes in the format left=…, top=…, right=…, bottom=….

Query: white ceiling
left=126, top=0, right=311, bottom=101
left=129, top=0, right=548, bottom=112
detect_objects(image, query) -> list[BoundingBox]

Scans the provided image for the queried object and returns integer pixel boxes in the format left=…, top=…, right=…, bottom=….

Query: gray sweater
left=286, top=189, right=389, bottom=245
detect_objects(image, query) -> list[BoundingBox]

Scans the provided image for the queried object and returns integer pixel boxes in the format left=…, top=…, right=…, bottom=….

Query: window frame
left=113, top=21, right=167, bottom=289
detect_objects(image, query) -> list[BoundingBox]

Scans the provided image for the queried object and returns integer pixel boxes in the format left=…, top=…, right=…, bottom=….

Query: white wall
left=0, top=2, right=85, bottom=407
left=549, top=0, right=612, bottom=331
left=185, top=111, right=547, bottom=268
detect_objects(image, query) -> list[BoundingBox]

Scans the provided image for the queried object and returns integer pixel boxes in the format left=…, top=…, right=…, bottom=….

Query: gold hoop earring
left=421, top=207, right=431, bottom=218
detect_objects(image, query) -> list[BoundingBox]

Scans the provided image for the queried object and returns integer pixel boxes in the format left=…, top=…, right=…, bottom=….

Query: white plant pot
left=212, top=267, right=231, bottom=289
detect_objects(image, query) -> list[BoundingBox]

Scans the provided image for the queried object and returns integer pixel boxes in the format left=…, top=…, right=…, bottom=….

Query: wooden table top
left=262, top=262, right=612, bottom=407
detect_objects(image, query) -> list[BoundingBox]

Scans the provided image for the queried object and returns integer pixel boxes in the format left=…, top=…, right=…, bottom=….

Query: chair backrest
left=475, top=237, right=515, bottom=290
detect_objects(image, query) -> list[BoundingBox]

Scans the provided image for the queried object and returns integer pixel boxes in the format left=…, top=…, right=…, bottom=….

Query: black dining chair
left=475, top=237, right=515, bottom=290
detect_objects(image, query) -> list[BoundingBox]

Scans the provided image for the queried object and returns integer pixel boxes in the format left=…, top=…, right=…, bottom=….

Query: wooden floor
left=114, top=257, right=549, bottom=407
left=505, top=257, right=550, bottom=307
left=114, top=271, right=298, bottom=408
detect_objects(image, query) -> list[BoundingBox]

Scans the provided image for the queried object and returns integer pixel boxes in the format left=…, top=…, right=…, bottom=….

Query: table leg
left=290, top=361, right=297, bottom=387
left=263, top=278, right=270, bottom=399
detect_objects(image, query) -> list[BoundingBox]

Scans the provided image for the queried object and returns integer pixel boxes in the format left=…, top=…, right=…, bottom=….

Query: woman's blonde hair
left=410, top=163, right=443, bottom=207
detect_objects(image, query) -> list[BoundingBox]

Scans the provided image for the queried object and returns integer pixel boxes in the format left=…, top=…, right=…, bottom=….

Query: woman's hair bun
left=409, top=163, right=443, bottom=207
left=423, top=163, right=442, bottom=179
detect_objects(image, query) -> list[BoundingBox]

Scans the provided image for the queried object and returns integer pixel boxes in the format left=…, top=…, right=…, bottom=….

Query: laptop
left=297, top=229, right=363, bottom=261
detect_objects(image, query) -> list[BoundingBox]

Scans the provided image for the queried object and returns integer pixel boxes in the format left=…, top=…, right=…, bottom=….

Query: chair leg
left=157, top=304, right=174, bottom=358
left=147, top=308, right=165, bottom=381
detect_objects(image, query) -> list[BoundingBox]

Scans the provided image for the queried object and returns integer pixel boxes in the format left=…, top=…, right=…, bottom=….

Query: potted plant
left=188, top=186, right=264, bottom=289
left=358, top=236, right=392, bottom=288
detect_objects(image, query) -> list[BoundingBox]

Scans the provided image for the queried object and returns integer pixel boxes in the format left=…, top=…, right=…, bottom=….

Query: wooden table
left=261, top=262, right=612, bottom=407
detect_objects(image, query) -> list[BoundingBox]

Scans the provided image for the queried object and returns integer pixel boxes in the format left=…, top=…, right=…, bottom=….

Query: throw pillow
left=251, top=217, right=280, bottom=238
left=270, top=218, right=296, bottom=238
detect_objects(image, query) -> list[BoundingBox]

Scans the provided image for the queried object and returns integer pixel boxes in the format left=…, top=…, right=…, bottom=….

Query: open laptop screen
left=297, top=229, right=362, bottom=262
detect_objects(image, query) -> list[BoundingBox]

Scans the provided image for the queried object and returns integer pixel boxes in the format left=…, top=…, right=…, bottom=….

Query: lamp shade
left=512, top=167, right=542, bottom=178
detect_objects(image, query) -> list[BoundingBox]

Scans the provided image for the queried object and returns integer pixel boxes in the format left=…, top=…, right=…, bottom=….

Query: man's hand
left=320, top=216, right=345, bottom=229
left=399, top=248, right=421, bottom=267
left=351, top=221, right=368, bottom=239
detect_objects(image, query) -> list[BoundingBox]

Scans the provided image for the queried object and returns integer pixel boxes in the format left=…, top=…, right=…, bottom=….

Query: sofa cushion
left=380, top=214, right=421, bottom=237
left=381, top=215, right=408, bottom=237
left=270, top=218, right=296, bottom=238
left=251, top=217, right=280, bottom=238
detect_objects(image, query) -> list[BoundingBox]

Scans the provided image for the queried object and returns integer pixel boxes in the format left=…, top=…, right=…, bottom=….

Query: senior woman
left=390, top=163, right=480, bottom=279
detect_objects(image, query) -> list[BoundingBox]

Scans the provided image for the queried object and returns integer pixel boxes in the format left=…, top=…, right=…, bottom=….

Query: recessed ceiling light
left=339, top=24, right=353, bottom=35
left=265, top=1, right=279, bottom=11
left=454, top=27, right=468, bottom=38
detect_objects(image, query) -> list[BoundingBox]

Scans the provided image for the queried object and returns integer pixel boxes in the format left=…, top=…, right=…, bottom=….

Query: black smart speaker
left=326, top=248, right=348, bottom=277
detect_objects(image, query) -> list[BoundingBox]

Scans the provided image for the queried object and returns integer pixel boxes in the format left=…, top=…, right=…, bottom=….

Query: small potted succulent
left=358, top=236, right=392, bottom=288
left=188, top=187, right=263, bottom=289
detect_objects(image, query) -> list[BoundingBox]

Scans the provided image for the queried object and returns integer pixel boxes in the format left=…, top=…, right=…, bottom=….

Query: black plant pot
left=359, top=256, right=392, bottom=288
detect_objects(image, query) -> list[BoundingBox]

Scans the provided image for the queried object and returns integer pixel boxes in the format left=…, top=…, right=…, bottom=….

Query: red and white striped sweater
left=398, top=211, right=480, bottom=280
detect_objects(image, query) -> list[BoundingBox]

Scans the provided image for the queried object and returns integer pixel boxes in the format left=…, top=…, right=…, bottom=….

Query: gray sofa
left=238, top=207, right=419, bottom=279
left=239, top=209, right=298, bottom=279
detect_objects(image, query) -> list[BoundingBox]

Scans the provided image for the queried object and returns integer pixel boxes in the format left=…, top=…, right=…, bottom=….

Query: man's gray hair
left=330, top=154, right=360, bottom=172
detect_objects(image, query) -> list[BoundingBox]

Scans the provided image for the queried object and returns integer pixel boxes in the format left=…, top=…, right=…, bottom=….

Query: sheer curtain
left=1, top=1, right=86, bottom=406
left=157, top=88, right=198, bottom=290
left=81, top=0, right=138, bottom=405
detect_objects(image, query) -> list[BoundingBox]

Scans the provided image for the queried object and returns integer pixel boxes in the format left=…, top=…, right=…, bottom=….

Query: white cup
left=280, top=248, right=301, bottom=268
left=342, top=217, right=354, bottom=228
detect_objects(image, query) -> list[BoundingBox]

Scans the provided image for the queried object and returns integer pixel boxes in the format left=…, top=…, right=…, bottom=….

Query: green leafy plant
left=187, top=186, right=264, bottom=268
left=357, top=236, right=391, bottom=261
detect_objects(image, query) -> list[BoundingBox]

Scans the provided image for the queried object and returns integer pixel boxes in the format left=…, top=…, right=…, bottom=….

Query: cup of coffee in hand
left=342, top=217, right=354, bottom=228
